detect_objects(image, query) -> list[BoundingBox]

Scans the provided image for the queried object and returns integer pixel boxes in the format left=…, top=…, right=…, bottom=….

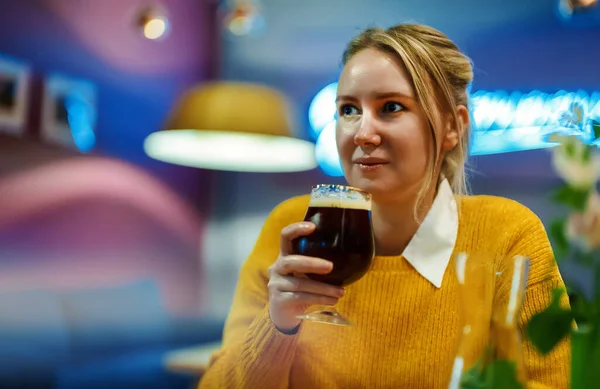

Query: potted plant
left=525, top=101, right=600, bottom=389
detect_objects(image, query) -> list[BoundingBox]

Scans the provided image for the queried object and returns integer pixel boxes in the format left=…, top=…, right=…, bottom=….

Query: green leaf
left=593, top=262, right=600, bottom=313
left=552, top=184, right=591, bottom=212
left=549, top=219, right=569, bottom=261
left=485, top=360, right=524, bottom=389
left=460, top=359, right=524, bottom=389
left=566, top=283, right=593, bottom=325
left=566, top=281, right=587, bottom=299
left=592, top=120, right=600, bottom=140
left=589, top=329, right=600, bottom=385
left=571, top=325, right=593, bottom=389
left=568, top=327, right=600, bottom=389
left=526, top=288, right=574, bottom=354
left=460, top=361, right=487, bottom=389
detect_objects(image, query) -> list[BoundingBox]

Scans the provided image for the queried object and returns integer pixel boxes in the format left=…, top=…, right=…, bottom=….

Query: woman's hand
left=268, top=222, right=345, bottom=332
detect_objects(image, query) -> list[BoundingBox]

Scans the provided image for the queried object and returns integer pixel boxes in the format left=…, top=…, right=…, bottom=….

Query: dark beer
left=292, top=187, right=375, bottom=286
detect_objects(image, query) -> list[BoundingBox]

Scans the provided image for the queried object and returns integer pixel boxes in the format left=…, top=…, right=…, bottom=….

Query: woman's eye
left=382, top=102, right=404, bottom=113
left=339, top=105, right=358, bottom=116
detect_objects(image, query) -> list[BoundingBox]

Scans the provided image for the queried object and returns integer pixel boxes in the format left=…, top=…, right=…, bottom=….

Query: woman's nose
left=354, top=115, right=381, bottom=147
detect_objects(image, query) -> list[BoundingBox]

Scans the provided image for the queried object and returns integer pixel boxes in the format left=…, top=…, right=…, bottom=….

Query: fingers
left=275, top=292, right=340, bottom=307
left=268, top=251, right=344, bottom=330
left=280, top=222, right=315, bottom=255
left=274, top=275, right=345, bottom=299
left=273, top=255, right=333, bottom=275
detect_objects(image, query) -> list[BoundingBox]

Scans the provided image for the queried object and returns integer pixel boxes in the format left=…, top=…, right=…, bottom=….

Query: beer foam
left=309, top=197, right=371, bottom=210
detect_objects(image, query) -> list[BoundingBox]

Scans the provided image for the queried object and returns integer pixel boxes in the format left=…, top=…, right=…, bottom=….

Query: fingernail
left=337, top=288, right=345, bottom=297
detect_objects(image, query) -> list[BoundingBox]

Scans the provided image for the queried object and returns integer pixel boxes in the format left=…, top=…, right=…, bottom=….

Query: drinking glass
left=449, top=252, right=530, bottom=389
left=291, top=184, right=375, bottom=326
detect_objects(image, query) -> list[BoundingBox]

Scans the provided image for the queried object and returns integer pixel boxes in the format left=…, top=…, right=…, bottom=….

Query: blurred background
left=0, top=0, right=598, bottom=388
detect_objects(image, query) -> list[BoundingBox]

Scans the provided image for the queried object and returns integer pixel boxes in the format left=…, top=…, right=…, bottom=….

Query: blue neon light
left=308, top=83, right=338, bottom=139
left=309, top=83, right=600, bottom=177
left=315, top=122, right=344, bottom=177
left=65, top=91, right=96, bottom=152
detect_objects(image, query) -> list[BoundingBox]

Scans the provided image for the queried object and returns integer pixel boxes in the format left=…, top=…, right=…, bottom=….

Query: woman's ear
left=441, top=105, right=469, bottom=151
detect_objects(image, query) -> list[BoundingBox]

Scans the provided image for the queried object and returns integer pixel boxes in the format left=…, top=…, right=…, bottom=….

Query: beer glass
left=291, top=184, right=375, bottom=326
left=448, top=253, right=530, bottom=389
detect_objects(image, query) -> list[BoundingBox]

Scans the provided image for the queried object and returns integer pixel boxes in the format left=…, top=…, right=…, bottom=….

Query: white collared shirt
left=401, top=179, right=459, bottom=288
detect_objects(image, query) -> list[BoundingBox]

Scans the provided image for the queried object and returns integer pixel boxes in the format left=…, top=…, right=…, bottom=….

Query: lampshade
left=144, top=82, right=317, bottom=173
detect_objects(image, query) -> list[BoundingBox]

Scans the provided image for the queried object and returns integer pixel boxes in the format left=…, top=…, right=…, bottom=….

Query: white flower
left=558, top=102, right=586, bottom=132
left=551, top=135, right=600, bottom=189
left=565, top=191, right=600, bottom=252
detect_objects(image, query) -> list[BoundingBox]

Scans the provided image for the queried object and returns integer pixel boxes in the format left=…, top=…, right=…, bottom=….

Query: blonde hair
left=342, top=24, right=473, bottom=216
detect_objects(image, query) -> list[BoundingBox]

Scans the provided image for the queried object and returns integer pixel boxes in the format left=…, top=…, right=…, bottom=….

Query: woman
left=199, top=24, right=570, bottom=388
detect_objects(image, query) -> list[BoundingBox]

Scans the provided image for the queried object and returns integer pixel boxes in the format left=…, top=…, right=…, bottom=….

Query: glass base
left=297, top=305, right=353, bottom=326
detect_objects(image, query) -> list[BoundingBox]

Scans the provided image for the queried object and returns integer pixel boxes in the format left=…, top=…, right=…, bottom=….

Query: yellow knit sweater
left=199, top=194, right=570, bottom=389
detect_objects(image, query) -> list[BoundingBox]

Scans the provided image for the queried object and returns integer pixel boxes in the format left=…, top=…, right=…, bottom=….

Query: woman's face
left=336, top=48, right=457, bottom=201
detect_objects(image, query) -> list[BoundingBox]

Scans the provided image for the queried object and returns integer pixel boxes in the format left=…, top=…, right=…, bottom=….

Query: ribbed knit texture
left=199, top=195, right=570, bottom=389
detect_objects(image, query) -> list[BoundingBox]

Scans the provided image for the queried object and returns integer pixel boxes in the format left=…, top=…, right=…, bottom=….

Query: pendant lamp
left=144, top=82, right=317, bottom=172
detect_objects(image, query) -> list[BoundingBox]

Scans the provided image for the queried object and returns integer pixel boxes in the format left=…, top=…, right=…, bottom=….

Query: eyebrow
left=335, top=91, right=415, bottom=103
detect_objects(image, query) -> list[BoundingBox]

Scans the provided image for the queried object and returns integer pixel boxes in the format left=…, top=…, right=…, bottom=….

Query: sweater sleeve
left=507, top=209, right=571, bottom=389
left=198, top=196, right=308, bottom=389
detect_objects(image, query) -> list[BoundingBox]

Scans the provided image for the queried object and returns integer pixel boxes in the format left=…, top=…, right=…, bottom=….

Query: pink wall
left=0, top=0, right=219, bottom=314
left=0, top=145, right=207, bottom=315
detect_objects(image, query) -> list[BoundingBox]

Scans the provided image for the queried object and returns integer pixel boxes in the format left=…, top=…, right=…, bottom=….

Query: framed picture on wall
left=0, top=55, right=31, bottom=136
left=41, top=73, right=97, bottom=152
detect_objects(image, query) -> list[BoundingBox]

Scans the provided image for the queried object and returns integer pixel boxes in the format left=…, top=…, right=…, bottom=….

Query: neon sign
left=309, top=83, right=600, bottom=177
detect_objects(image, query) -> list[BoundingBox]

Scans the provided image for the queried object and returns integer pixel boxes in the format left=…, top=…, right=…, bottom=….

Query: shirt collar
left=402, top=178, right=458, bottom=288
